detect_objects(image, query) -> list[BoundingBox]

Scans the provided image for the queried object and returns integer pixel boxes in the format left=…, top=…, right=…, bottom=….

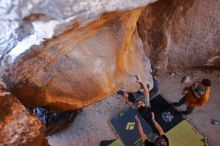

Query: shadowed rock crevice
left=29, top=107, right=81, bottom=136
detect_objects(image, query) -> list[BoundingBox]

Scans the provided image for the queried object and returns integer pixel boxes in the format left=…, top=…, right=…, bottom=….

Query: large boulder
left=138, top=0, right=220, bottom=72
left=0, top=0, right=157, bottom=63
left=0, top=0, right=158, bottom=110
left=0, top=88, right=49, bottom=146
left=4, top=9, right=153, bottom=110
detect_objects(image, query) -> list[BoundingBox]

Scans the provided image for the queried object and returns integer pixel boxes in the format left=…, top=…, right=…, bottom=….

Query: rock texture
left=4, top=9, right=153, bottom=110
left=0, top=0, right=157, bottom=63
left=138, top=0, right=220, bottom=72
left=0, top=0, right=158, bottom=111
left=2, top=0, right=220, bottom=111
left=0, top=89, right=49, bottom=146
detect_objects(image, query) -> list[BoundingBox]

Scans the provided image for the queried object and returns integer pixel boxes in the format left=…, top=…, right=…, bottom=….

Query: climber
left=136, top=98, right=149, bottom=113
left=117, top=75, right=150, bottom=108
left=118, top=74, right=161, bottom=108
left=173, top=79, right=211, bottom=115
left=135, top=112, right=169, bottom=146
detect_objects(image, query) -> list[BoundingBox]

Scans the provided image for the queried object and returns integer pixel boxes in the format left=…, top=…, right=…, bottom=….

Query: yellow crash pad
left=109, top=139, right=124, bottom=146
left=165, top=120, right=208, bottom=146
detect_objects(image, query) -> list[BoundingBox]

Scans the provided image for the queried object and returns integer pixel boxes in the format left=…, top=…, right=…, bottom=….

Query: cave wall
left=138, top=0, right=220, bottom=72
left=4, top=9, right=153, bottom=110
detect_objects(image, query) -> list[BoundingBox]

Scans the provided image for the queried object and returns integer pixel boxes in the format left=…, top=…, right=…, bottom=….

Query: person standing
left=173, top=79, right=211, bottom=115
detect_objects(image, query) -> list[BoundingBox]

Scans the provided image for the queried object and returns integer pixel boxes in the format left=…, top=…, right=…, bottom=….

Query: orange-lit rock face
left=4, top=9, right=153, bottom=110
left=138, top=0, right=220, bottom=72
left=0, top=91, right=48, bottom=146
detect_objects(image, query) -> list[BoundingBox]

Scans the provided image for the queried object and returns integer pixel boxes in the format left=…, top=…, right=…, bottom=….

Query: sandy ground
left=48, top=70, right=220, bottom=146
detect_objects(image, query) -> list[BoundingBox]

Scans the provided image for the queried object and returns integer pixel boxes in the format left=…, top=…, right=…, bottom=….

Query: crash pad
left=108, top=139, right=124, bottom=146
left=165, top=120, right=208, bottom=146
left=111, top=108, right=153, bottom=146
left=139, top=95, right=184, bottom=132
